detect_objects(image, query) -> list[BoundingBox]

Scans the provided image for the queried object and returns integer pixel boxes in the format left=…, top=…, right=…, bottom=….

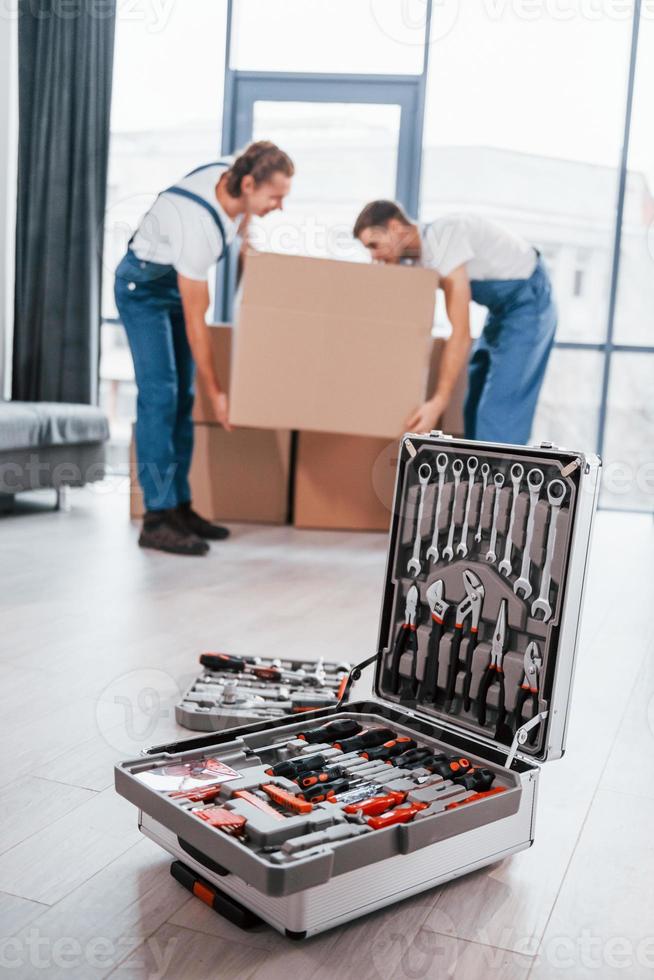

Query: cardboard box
left=130, top=325, right=292, bottom=524
left=293, top=433, right=399, bottom=532
left=427, top=337, right=467, bottom=437
left=229, top=253, right=437, bottom=439
left=192, top=322, right=231, bottom=424
left=292, top=338, right=468, bottom=532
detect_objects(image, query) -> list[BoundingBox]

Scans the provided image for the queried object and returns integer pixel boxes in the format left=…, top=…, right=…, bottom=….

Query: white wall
left=0, top=9, right=18, bottom=400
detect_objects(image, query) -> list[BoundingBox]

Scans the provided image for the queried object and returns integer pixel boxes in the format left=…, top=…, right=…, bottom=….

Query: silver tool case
left=114, top=432, right=601, bottom=938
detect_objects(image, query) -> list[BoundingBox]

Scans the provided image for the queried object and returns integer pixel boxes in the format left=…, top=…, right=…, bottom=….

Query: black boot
left=139, top=510, right=209, bottom=556
left=174, top=501, right=230, bottom=541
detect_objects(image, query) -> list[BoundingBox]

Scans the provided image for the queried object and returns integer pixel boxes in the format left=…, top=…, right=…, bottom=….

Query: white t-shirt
left=418, top=214, right=537, bottom=282
left=130, top=163, right=240, bottom=281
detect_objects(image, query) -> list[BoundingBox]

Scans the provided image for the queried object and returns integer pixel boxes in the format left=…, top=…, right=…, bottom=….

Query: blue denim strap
left=162, top=186, right=227, bottom=257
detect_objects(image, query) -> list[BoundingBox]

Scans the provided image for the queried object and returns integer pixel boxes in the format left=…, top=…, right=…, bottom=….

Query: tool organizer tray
left=176, top=654, right=352, bottom=732
left=114, top=432, right=601, bottom=937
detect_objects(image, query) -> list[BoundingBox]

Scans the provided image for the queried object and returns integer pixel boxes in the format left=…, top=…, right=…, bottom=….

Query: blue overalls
left=114, top=164, right=228, bottom=513
left=464, top=255, right=557, bottom=445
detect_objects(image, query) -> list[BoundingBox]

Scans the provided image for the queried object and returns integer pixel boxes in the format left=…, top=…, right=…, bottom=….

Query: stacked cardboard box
left=131, top=255, right=467, bottom=533
left=293, top=338, right=467, bottom=532
left=130, top=325, right=291, bottom=524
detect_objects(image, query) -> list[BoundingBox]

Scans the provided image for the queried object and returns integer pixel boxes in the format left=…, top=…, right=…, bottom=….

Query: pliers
left=513, top=641, right=542, bottom=743
left=477, top=599, right=508, bottom=731
left=386, top=584, right=420, bottom=699
left=444, top=570, right=484, bottom=712
left=416, top=580, right=450, bottom=702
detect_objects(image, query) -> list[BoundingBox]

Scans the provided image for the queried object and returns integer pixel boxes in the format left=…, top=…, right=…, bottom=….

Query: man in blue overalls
left=115, top=142, right=294, bottom=555
left=353, top=201, right=557, bottom=443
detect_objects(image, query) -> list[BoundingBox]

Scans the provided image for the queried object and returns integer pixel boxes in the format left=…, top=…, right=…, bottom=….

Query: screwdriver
left=424, top=756, right=473, bottom=779
left=445, top=786, right=506, bottom=810
left=343, top=790, right=407, bottom=816
left=367, top=802, right=427, bottom=830
left=266, top=753, right=330, bottom=779
left=295, top=719, right=362, bottom=744
left=294, top=765, right=349, bottom=789
left=333, top=728, right=397, bottom=752
left=299, top=778, right=351, bottom=803
left=361, top=738, right=417, bottom=761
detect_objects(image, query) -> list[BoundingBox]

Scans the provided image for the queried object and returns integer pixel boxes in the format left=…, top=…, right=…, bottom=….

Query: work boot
left=138, top=510, right=209, bottom=556
left=174, top=501, right=230, bottom=541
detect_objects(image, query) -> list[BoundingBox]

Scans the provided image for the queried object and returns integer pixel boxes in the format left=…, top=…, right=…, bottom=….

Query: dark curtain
left=13, top=0, right=116, bottom=404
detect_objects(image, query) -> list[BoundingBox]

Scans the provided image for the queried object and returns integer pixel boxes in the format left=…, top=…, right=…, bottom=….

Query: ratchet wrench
left=514, top=468, right=545, bottom=599
left=456, top=456, right=478, bottom=557
left=442, top=459, right=463, bottom=561
left=499, top=463, right=524, bottom=577
left=426, top=453, right=449, bottom=563
left=531, top=479, right=567, bottom=622
left=407, top=463, right=432, bottom=576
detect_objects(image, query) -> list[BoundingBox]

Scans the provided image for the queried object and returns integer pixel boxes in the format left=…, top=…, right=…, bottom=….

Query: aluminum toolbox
left=176, top=654, right=352, bottom=732
left=115, top=432, right=601, bottom=939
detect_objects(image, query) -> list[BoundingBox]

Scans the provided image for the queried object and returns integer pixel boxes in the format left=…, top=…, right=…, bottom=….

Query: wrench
left=426, top=453, right=449, bottom=563
left=474, top=463, right=490, bottom=544
left=531, top=479, right=567, bottom=622
left=407, top=463, right=432, bottom=575
left=456, top=456, right=478, bottom=557
left=442, top=459, right=463, bottom=561
left=498, top=463, right=524, bottom=577
left=485, top=472, right=505, bottom=564
left=513, top=468, right=545, bottom=599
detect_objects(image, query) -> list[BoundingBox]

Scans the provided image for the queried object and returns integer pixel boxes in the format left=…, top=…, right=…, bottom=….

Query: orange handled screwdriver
left=445, top=786, right=507, bottom=810
left=367, top=802, right=428, bottom=830
left=343, top=791, right=407, bottom=816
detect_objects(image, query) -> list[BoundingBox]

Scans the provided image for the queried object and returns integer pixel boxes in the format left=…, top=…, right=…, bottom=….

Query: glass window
left=420, top=4, right=632, bottom=345
left=101, top=2, right=227, bottom=447
left=613, top=19, right=654, bottom=346
left=601, top=352, right=654, bottom=511
left=249, top=101, right=401, bottom=261
left=231, top=0, right=425, bottom=75
left=531, top=348, right=604, bottom=452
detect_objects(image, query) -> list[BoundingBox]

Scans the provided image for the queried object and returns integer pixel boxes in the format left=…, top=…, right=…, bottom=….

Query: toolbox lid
left=373, top=432, right=601, bottom=766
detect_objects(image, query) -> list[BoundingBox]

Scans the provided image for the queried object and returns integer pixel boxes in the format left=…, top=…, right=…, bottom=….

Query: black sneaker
left=175, top=501, right=230, bottom=541
left=139, top=510, right=209, bottom=556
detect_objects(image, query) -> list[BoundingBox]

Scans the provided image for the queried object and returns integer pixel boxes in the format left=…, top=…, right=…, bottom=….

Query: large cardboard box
left=229, top=253, right=437, bottom=439
left=130, top=325, right=291, bottom=524
left=293, top=337, right=468, bottom=532
left=427, top=337, right=467, bottom=438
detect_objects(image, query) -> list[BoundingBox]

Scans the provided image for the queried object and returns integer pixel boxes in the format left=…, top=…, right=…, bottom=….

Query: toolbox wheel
left=285, top=929, right=308, bottom=941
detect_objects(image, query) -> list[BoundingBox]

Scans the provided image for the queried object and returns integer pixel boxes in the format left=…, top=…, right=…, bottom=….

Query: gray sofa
left=0, top=401, right=109, bottom=510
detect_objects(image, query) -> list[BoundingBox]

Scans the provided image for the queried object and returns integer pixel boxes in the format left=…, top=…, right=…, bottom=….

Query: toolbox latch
left=338, top=652, right=378, bottom=705
left=505, top=712, right=549, bottom=769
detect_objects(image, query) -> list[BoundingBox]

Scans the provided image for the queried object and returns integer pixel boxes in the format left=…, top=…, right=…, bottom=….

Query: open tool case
left=176, top=654, right=352, bottom=732
left=115, top=433, right=601, bottom=939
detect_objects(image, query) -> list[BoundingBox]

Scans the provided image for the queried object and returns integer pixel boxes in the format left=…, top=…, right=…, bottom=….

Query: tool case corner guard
left=113, top=431, right=601, bottom=937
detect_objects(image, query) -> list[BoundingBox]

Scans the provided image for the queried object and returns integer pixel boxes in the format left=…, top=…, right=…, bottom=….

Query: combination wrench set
left=384, top=442, right=579, bottom=750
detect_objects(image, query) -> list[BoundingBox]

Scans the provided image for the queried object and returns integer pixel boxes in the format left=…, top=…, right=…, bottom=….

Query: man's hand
left=405, top=395, right=447, bottom=434
left=208, top=389, right=233, bottom=432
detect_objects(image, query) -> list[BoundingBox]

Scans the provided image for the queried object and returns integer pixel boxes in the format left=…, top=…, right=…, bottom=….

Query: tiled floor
left=1, top=485, right=653, bottom=979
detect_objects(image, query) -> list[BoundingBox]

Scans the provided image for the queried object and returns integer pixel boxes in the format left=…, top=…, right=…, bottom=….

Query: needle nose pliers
left=513, top=641, right=542, bottom=743
left=477, top=599, right=508, bottom=730
left=386, top=584, right=420, bottom=698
